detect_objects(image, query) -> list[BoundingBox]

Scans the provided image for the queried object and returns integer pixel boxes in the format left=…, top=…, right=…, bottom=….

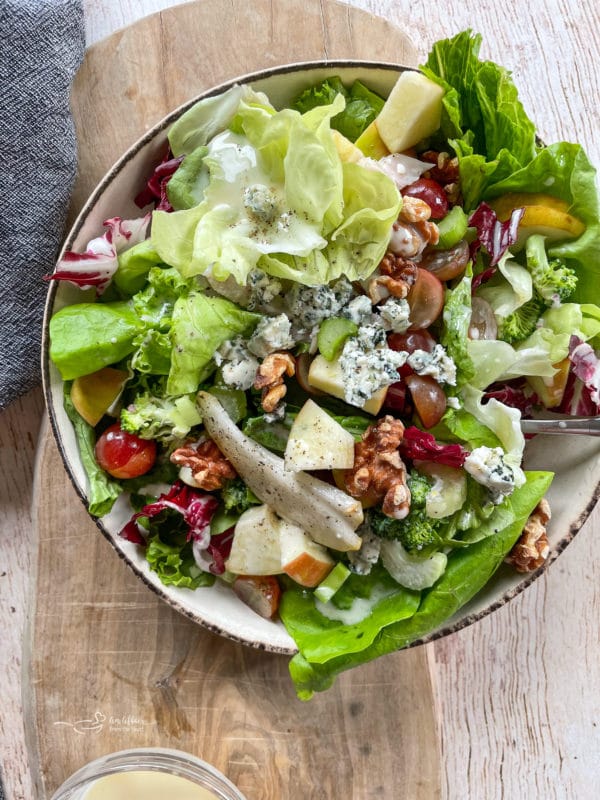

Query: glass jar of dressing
left=50, top=748, right=246, bottom=800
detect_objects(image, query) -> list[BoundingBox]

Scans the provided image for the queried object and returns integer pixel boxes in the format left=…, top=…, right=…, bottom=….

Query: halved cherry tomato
left=420, top=239, right=470, bottom=281
left=94, top=423, right=157, bottom=479
left=402, top=178, right=449, bottom=219
left=232, top=575, right=281, bottom=619
left=405, top=374, right=447, bottom=429
left=406, top=268, right=444, bottom=330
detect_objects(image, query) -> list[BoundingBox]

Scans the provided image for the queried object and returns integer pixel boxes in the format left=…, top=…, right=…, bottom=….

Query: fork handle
left=520, top=416, right=600, bottom=435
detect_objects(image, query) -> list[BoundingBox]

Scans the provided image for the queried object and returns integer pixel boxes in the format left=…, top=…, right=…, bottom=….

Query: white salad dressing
left=315, top=584, right=397, bottom=625
left=81, top=771, right=220, bottom=800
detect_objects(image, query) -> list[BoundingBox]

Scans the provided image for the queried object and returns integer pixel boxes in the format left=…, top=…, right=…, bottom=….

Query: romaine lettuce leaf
left=440, top=268, right=474, bottom=387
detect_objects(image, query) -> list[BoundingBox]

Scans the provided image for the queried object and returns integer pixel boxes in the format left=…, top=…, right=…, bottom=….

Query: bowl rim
left=42, top=58, right=600, bottom=655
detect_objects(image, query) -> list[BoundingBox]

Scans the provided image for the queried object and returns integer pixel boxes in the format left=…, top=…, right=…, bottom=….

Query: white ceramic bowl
left=42, top=61, right=600, bottom=655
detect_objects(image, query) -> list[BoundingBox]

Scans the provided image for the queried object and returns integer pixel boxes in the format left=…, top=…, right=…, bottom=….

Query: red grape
left=95, top=423, right=157, bottom=479
left=402, top=178, right=449, bottom=219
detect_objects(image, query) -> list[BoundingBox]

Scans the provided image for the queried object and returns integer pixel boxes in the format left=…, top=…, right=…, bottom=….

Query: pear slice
left=70, top=367, right=129, bottom=426
left=284, top=399, right=355, bottom=472
left=375, top=71, right=444, bottom=153
left=489, top=192, right=585, bottom=248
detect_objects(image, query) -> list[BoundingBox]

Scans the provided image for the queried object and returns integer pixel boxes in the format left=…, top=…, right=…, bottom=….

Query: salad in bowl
left=45, top=31, right=600, bottom=699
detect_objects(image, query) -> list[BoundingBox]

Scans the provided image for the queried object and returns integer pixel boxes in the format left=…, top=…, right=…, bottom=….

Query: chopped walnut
left=400, top=195, right=433, bottom=223
left=505, top=498, right=551, bottom=573
left=421, top=150, right=462, bottom=207
left=170, top=439, right=236, bottom=491
left=253, top=352, right=296, bottom=413
left=368, top=252, right=417, bottom=302
left=342, top=416, right=410, bottom=520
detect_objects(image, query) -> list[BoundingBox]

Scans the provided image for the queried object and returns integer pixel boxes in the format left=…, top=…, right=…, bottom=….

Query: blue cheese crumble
left=463, top=446, right=521, bottom=504
left=243, top=184, right=279, bottom=222
left=340, top=324, right=407, bottom=407
left=248, top=313, right=295, bottom=358
left=343, top=295, right=375, bottom=326
left=285, top=278, right=354, bottom=336
left=407, top=344, right=457, bottom=386
left=378, top=297, right=411, bottom=333
left=214, top=337, right=258, bottom=390
left=246, top=268, right=283, bottom=311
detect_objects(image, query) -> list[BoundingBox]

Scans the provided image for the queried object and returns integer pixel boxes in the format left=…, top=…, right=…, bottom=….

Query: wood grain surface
left=2, top=1, right=600, bottom=799
left=23, top=3, right=442, bottom=799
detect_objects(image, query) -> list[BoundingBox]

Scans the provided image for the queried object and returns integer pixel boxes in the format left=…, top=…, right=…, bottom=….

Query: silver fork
left=520, top=416, right=600, bottom=435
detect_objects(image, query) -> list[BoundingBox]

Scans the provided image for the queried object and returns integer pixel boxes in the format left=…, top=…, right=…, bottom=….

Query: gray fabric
left=0, top=0, right=84, bottom=410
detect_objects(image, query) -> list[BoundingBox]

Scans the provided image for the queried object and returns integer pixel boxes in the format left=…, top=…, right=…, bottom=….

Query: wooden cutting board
left=25, top=3, right=442, bottom=797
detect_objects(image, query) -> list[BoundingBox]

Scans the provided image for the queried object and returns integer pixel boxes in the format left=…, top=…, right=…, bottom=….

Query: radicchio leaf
left=120, top=480, right=218, bottom=550
left=568, top=335, right=600, bottom=405
left=134, top=148, right=184, bottom=212
left=468, top=202, right=524, bottom=267
left=484, top=381, right=539, bottom=417
left=400, top=426, right=468, bottom=467
left=47, top=214, right=151, bottom=294
left=559, top=372, right=600, bottom=416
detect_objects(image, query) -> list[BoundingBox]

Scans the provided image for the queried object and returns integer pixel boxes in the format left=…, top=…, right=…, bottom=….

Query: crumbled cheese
left=246, top=268, right=283, bottom=311
left=378, top=297, right=411, bottom=333
left=343, top=294, right=375, bottom=326
left=285, top=278, right=353, bottom=336
left=340, top=326, right=407, bottom=407
left=347, top=525, right=381, bottom=575
left=407, top=344, right=457, bottom=386
left=243, top=184, right=279, bottom=222
left=215, top=337, right=258, bottom=390
left=247, top=313, right=295, bottom=358
left=446, top=396, right=461, bottom=410
left=464, top=446, right=519, bottom=504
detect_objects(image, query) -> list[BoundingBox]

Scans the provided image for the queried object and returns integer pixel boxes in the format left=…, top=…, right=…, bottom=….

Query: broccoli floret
left=407, top=470, right=432, bottom=508
left=368, top=507, right=441, bottom=553
left=120, top=392, right=202, bottom=442
left=220, top=477, right=259, bottom=515
left=526, top=234, right=578, bottom=305
left=498, top=295, right=545, bottom=343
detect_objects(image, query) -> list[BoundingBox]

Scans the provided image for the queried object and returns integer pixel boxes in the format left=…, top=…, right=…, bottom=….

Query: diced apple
left=330, top=129, right=364, bottom=163
left=354, top=120, right=390, bottom=159
left=284, top=399, right=355, bottom=472
left=232, top=575, right=281, bottom=619
left=70, top=367, right=129, bottom=426
left=279, top=518, right=334, bottom=587
left=375, top=71, right=444, bottom=153
left=225, top=505, right=282, bottom=576
left=308, top=355, right=388, bottom=415
left=526, top=357, right=571, bottom=409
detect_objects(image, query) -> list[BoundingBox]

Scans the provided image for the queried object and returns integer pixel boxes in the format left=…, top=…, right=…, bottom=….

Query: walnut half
left=170, top=439, right=236, bottom=491
left=505, top=498, right=551, bottom=573
left=253, top=352, right=296, bottom=413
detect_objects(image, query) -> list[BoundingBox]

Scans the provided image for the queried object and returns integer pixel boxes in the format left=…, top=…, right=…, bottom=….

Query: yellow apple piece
left=330, top=129, right=364, bottom=163
left=284, top=399, right=355, bottom=472
left=354, top=120, right=390, bottom=159
left=526, top=357, right=571, bottom=409
left=70, top=366, right=129, bottom=426
left=279, top=519, right=334, bottom=587
left=308, top=355, right=388, bottom=415
left=375, top=71, right=444, bottom=153
left=225, top=505, right=283, bottom=576
left=489, top=192, right=585, bottom=248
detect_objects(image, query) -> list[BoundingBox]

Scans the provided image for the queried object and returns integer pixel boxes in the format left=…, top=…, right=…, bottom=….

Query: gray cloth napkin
left=0, top=0, right=84, bottom=410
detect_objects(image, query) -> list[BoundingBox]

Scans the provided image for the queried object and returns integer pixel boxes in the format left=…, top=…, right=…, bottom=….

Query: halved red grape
left=406, top=268, right=444, bottom=330
left=95, top=423, right=157, bottom=479
left=420, top=239, right=470, bottom=281
left=468, top=296, right=498, bottom=340
left=405, top=374, right=447, bottom=429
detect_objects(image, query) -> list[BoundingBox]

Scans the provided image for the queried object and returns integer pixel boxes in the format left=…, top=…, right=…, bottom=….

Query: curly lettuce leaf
left=146, top=536, right=214, bottom=589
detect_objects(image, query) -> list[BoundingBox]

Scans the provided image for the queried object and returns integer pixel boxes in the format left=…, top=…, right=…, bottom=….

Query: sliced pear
left=489, top=192, right=585, bottom=248
left=526, top=357, right=570, bottom=409
left=279, top=519, right=334, bottom=587
left=375, top=71, right=444, bottom=153
left=70, top=367, right=129, bottom=426
left=225, top=505, right=282, bottom=576
left=330, top=129, right=364, bottom=163
left=284, top=399, right=355, bottom=472
left=308, top=355, right=387, bottom=415
left=354, top=120, right=390, bottom=159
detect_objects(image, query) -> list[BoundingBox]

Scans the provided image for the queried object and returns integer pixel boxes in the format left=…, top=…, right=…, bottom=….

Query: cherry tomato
left=420, top=239, right=470, bottom=282
left=94, top=423, right=157, bottom=479
left=406, top=268, right=445, bottom=330
left=405, top=374, right=447, bottom=429
left=232, top=575, right=281, bottom=619
left=468, top=296, right=498, bottom=341
left=402, top=178, right=449, bottom=219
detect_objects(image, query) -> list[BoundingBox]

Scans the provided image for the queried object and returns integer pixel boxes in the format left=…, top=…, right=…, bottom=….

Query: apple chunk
left=225, top=505, right=282, bottom=576
left=375, top=71, right=444, bottom=153
left=308, top=355, right=388, bottom=415
left=284, top=399, right=355, bottom=472
left=279, top=519, right=334, bottom=587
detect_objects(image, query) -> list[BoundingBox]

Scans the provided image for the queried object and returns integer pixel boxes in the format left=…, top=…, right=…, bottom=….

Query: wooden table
left=2, top=1, right=599, bottom=798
